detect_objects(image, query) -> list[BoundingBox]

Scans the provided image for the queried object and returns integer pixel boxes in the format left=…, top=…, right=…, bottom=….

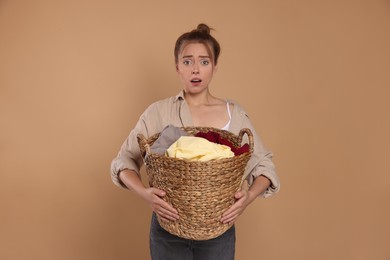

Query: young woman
left=111, top=23, right=280, bottom=260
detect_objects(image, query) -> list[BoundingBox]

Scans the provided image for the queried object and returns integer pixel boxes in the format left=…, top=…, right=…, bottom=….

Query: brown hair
left=174, top=23, right=221, bottom=65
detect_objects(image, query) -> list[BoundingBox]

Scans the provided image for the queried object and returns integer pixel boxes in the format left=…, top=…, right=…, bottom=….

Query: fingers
left=235, top=191, right=244, bottom=199
left=221, top=213, right=238, bottom=225
left=152, top=188, right=166, bottom=197
left=157, top=209, right=179, bottom=221
left=150, top=188, right=179, bottom=221
left=155, top=201, right=179, bottom=221
left=221, top=190, right=248, bottom=224
left=158, top=215, right=172, bottom=222
left=221, top=204, right=239, bottom=224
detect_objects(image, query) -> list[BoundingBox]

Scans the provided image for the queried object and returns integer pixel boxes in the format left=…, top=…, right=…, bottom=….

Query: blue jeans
left=150, top=213, right=235, bottom=260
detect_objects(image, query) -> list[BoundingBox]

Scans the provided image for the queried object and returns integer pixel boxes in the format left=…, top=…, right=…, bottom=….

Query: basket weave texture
left=137, top=127, right=253, bottom=240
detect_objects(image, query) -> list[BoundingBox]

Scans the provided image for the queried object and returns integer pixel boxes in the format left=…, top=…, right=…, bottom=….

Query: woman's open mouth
left=190, top=78, right=202, bottom=86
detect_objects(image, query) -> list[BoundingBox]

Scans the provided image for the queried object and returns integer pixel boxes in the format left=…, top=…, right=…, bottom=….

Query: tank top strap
left=221, top=101, right=232, bottom=131
left=226, top=100, right=232, bottom=120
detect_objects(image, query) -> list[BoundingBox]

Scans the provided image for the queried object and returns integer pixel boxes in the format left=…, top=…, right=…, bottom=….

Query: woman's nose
left=192, top=65, right=199, bottom=74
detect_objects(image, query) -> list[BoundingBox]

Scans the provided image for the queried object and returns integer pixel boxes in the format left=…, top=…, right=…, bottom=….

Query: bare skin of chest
left=188, top=103, right=231, bottom=129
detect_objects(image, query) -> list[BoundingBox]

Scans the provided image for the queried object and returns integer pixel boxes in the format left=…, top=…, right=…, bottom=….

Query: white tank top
left=221, top=101, right=231, bottom=130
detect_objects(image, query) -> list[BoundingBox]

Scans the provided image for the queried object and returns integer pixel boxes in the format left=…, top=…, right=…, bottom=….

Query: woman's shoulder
left=138, top=94, right=179, bottom=134
left=144, top=94, right=179, bottom=111
left=226, top=99, right=247, bottom=114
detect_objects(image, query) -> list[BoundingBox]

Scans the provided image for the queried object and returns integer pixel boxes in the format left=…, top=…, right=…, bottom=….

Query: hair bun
left=196, top=23, right=211, bottom=34
left=174, top=23, right=221, bottom=65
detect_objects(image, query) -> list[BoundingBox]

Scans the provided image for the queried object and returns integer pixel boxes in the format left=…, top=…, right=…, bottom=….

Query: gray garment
left=150, top=125, right=189, bottom=155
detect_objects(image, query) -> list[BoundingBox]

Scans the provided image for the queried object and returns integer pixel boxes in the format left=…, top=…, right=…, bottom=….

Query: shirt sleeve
left=238, top=108, right=280, bottom=198
left=110, top=104, right=157, bottom=189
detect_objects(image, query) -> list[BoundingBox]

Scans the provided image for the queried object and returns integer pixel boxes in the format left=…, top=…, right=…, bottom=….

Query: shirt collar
left=174, top=90, right=185, bottom=102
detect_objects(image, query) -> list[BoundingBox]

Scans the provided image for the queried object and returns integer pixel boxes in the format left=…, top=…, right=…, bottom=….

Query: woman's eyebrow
left=181, top=55, right=193, bottom=59
left=181, top=55, right=210, bottom=59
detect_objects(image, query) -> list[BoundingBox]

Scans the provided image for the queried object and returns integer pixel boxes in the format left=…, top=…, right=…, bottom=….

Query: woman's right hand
left=119, top=169, right=179, bottom=221
left=142, top=187, right=179, bottom=222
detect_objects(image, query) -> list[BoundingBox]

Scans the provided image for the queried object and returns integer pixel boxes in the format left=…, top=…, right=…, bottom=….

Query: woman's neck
left=183, top=89, right=216, bottom=106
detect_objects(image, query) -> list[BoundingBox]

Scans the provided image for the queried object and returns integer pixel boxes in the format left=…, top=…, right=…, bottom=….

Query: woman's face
left=176, top=42, right=217, bottom=95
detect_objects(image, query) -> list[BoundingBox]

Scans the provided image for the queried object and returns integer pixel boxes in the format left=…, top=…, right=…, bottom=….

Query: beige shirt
left=110, top=91, right=280, bottom=198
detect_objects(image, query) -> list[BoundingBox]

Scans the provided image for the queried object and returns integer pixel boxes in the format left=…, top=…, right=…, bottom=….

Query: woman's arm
left=119, top=169, right=179, bottom=222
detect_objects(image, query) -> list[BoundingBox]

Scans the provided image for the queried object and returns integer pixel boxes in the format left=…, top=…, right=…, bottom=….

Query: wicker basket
left=137, top=127, right=253, bottom=240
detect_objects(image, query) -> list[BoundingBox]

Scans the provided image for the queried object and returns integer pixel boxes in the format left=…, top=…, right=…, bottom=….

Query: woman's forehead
left=179, top=42, right=213, bottom=58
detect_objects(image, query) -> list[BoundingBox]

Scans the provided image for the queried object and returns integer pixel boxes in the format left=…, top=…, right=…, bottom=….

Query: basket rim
left=137, top=126, right=254, bottom=159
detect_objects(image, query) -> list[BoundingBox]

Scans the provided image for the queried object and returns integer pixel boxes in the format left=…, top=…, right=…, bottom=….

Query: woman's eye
left=183, top=60, right=192, bottom=65
left=201, top=60, right=210, bottom=65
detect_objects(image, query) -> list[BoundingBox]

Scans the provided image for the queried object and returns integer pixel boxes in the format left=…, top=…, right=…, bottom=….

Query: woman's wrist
left=119, top=169, right=146, bottom=195
left=248, top=175, right=271, bottom=200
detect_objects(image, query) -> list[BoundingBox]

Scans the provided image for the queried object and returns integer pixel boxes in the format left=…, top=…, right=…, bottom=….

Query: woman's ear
left=175, top=64, right=179, bottom=72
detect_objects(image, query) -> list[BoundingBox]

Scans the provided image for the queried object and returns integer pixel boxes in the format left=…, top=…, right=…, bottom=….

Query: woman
left=111, top=23, right=280, bottom=260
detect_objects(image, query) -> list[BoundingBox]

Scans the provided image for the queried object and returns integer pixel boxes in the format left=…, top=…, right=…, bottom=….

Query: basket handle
left=238, top=128, right=254, bottom=153
left=137, top=133, right=151, bottom=156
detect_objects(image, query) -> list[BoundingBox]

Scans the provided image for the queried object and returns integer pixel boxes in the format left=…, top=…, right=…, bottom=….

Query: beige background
left=1, top=1, right=389, bottom=259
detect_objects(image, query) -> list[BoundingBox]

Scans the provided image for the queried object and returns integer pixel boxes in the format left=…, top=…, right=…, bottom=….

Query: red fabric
left=195, top=131, right=249, bottom=156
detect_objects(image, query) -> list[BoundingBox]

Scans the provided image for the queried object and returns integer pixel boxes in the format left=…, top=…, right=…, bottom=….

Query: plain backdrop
left=1, top=1, right=389, bottom=259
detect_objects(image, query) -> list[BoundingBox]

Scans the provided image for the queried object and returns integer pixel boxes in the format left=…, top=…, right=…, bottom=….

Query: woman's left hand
left=220, top=176, right=271, bottom=224
left=220, top=188, right=250, bottom=224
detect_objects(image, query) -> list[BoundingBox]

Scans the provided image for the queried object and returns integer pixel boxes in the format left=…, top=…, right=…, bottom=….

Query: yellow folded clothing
left=166, top=136, right=234, bottom=161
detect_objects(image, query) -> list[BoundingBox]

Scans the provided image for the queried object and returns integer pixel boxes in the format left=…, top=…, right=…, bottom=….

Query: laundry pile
left=149, top=125, right=249, bottom=162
